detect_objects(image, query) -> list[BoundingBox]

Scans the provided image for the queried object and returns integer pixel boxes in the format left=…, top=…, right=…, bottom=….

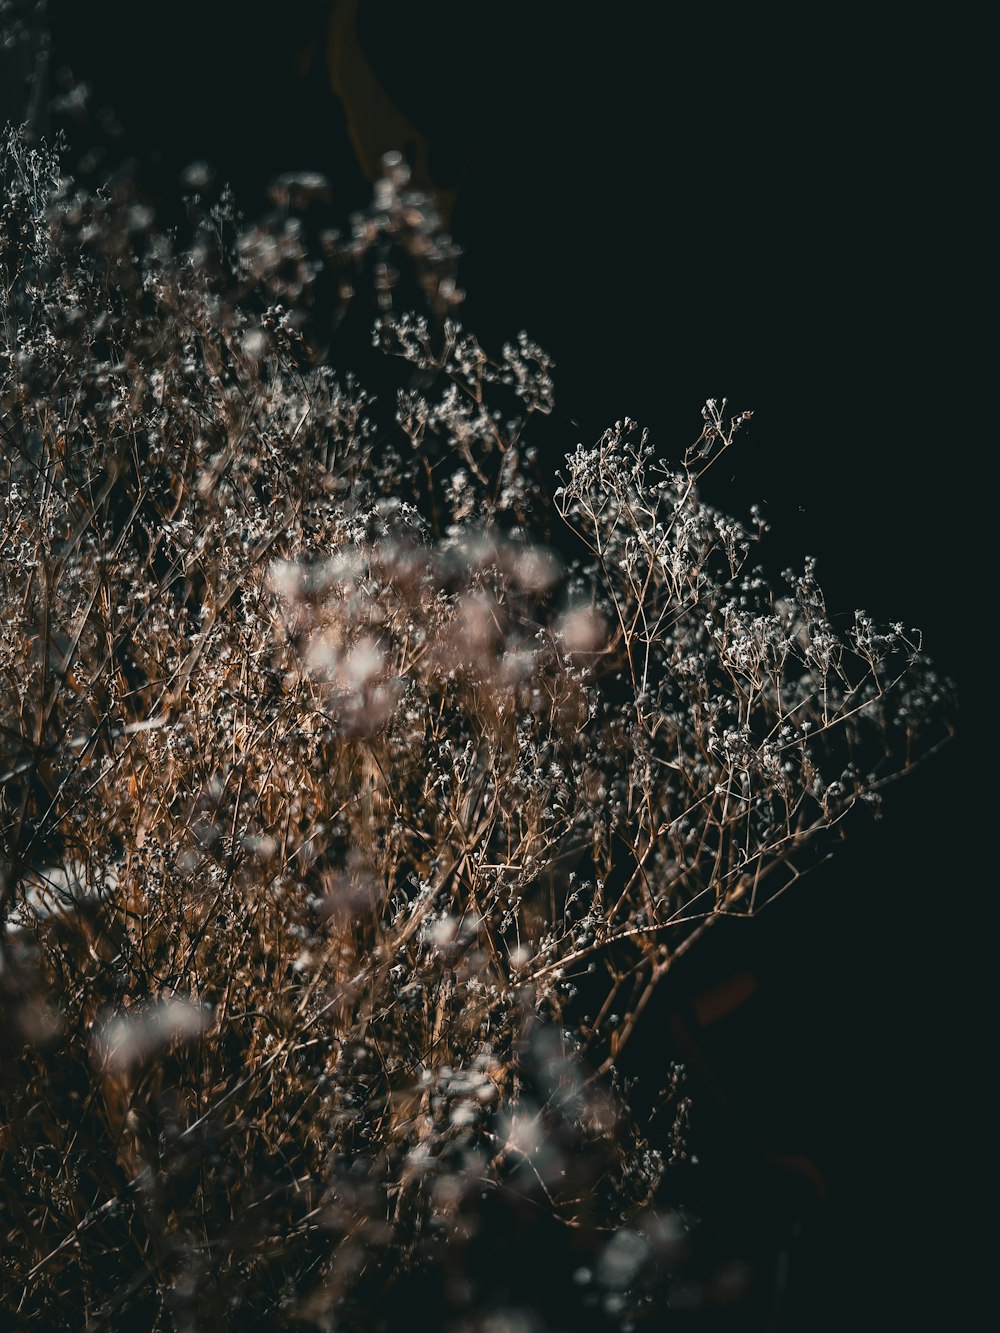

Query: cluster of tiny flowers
left=0, top=126, right=951, bottom=1329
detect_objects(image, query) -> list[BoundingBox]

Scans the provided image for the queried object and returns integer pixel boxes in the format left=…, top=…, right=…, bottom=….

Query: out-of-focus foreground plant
left=0, top=127, right=951, bottom=1328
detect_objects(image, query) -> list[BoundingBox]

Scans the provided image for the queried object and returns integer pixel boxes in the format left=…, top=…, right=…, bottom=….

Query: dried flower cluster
left=0, top=126, right=950, bottom=1328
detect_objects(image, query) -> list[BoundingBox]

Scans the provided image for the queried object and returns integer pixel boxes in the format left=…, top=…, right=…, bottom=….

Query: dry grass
left=0, top=127, right=951, bottom=1328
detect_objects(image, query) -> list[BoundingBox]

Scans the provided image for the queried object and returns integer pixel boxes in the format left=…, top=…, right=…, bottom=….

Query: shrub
left=0, top=127, right=951, bottom=1328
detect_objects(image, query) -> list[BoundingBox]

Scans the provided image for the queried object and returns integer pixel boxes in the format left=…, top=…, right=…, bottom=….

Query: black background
left=9, top=1, right=975, bottom=1325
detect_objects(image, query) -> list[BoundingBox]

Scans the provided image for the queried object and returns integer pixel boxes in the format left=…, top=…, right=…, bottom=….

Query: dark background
left=5, top=1, right=973, bottom=1325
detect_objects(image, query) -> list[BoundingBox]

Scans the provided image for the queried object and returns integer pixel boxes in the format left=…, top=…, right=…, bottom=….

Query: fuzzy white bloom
left=93, top=997, right=212, bottom=1071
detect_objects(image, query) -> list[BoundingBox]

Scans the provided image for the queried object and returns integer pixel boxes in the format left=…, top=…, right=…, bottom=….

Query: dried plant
left=0, top=125, right=950, bottom=1329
